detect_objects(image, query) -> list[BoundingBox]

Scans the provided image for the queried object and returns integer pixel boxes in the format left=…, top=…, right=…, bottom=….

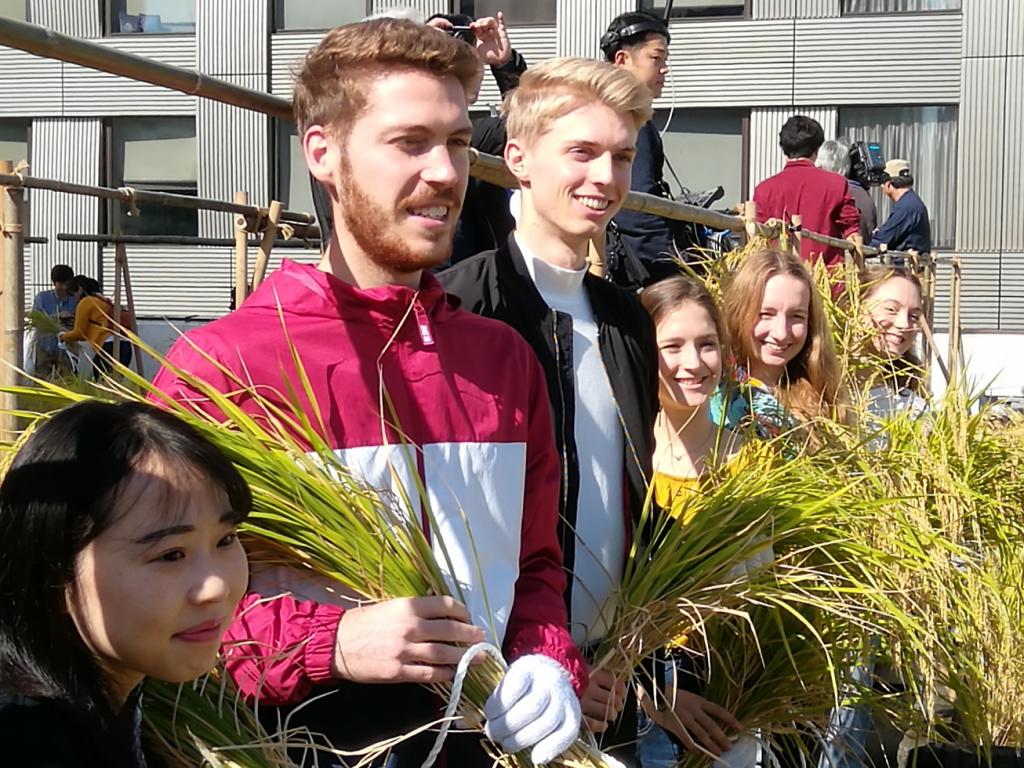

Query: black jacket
left=440, top=236, right=658, bottom=616
left=611, top=119, right=676, bottom=265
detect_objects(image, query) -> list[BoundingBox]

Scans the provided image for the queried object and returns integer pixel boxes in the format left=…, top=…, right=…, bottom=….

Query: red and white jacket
left=153, top=260, right=587, bottom=707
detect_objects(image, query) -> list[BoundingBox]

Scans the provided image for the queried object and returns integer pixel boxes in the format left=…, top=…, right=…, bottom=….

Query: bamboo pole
left=0, top=171, right=314, bottom=226
left=587, top=234, right=606, bottom=278
left=790, top=214, right=803, bottom=257
left=252, top=200, right=282, bottom=292
left=112, top=243, right=124, bottom=373
left=918, top=255, right=936, bottom=389
left=919, top=316, right=950, bottom=386
left=948, top=258, right=962, bottom=383
left=742, top=201, right=758, bottom=243
left=57, top=233, right=319, bottom=248
left=0, top=17, right=293, bottom=122
left=118, top=250, right=146, bottom=379
left=0, top=160, right=24, bottom=439
left=233, top=192, right=249, bottom=308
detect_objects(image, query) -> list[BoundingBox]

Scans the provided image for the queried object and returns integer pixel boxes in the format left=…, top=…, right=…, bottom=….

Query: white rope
left=420, top=641, right=507, bottom=768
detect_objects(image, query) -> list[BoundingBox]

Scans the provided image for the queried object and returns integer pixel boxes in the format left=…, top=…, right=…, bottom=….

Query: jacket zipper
left=413, top=299, right=435, bottom=346
left=551, top=310, right=570, bottom=530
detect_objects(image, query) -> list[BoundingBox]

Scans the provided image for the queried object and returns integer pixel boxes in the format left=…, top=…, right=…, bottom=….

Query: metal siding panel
left=660, top=20, right=794, bottom=107
left=270, top=33, right=323, bottom=98
left=28, top=119, right=102, bottom=297
left=557, top=0, right=631, bottom=59
left=794, top=16, right=961, bottom=104
left=102, top=245, right=233, bottom=318
left=962, top=0, right=1007, bottom=58
left=29, top=0, right=102, bottom=38
left=955, top=57, right=1003, bottom=252
left=0, top=49, right=63, bottom=117
left=198, top=0, right=269, bottom=76
left=476, top=26, right=557, bottom=110
left=371, top=0, right=447, bottom=16
left=931, top=253, right=1001, bottom=331
left=197, top=74, right=270, bottom=238
left=749, top=106, right=836, bottom=192
left=1002, top=58, right=1023, bottom=251
left=1000, top=254, right=1024, bottom=331
left=1011, top=3, right=1024, bottom=56
left=62, top=37, right=197, bottom=115
left=753, top=0, right=795, bottom=19
left=794, top=0, right=838, bottom=17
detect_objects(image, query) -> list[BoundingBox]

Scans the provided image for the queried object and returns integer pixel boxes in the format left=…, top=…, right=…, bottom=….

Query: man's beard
left=337, top=160, right=458, bottom=274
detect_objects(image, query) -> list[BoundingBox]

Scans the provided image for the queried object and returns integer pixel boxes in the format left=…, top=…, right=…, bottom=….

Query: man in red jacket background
left=753, top=115, right=861, bottom=269
left=152, top=18, right=585, bottom=768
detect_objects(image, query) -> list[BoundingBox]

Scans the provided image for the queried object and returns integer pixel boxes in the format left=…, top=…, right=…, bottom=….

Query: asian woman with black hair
left=0, top=401, right=251, bottom=767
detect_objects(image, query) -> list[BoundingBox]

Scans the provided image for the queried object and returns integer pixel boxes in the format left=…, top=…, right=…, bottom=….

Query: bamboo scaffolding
left=56, top=233, right=319, bottom=248
left=949, top=258, right=963, bottom=382
left=252, top=200, right=282, bottom=291
left=0, top=160, right=24, bottom=439
left=233, top=192, right=249, bottom=308
left=0, top=17, right=293, bottom=122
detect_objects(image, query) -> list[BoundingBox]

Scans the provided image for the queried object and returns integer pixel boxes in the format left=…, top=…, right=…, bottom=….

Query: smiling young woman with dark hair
left=0, top=401, right=251, bottom=767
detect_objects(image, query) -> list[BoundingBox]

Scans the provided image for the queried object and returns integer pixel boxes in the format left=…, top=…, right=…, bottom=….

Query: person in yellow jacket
left=59, top=275, right=134, bottom=379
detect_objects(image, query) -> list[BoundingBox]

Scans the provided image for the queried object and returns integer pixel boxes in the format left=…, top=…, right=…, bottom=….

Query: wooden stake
left=112, top=242, right=124, bottom=373
left=742, top=201, right=758, bottom=244
left=919, top=316, right=949, bottom=386
left=252, top=199, right=282, bottom=292
left=118, top=249, right=145, bottom=379
left=948, top=258, right=962, bottom=383
left=233, top=191, right=248, bottom=308
left=919, top=257, right=936, bottom=390
left=850, top=233, right=865, bottom=271
left=0, top=159, right=24, bottom=439
left=790, top=214, right=803, bottom=258
left=587, top=233, right=606, bottom=279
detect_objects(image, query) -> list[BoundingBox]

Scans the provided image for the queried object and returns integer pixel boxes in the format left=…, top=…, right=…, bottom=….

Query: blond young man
left=442, top=58, right=659, bottom=763
left=154, top=20, right=585, bottom=768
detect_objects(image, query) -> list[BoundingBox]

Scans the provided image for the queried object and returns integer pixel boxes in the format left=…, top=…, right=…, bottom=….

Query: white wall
left=930, top=332, right=1024, bottom=403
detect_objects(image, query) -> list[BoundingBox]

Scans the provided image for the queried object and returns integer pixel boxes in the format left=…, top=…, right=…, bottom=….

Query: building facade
left=0, top=0, right=1020, bottom=334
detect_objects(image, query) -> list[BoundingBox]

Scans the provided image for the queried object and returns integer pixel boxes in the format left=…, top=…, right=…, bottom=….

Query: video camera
left=849, top=140, right=887, bottom=187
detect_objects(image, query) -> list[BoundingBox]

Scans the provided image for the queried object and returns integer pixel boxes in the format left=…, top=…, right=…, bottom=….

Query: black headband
left=600, top=20, right=670, bottom=59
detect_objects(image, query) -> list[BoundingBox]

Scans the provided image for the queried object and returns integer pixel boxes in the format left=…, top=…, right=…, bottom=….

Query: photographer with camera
left=871, top=159, right=931, bottom=255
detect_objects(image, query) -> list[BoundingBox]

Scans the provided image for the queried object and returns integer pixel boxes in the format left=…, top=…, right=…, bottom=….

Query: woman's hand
left=639, top=684, right=742, bottom=755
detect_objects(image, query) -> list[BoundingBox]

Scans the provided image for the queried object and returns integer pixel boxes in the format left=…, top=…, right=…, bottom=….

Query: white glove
left=484, top=654, right=581, bottom=765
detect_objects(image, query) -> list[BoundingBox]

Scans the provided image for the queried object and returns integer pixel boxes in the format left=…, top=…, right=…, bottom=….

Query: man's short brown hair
left=292, top=18, right=481, bottom=139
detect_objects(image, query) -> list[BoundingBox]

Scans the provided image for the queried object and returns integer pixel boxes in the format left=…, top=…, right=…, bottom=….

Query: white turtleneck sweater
left=517, top=234, right=626, bottom=645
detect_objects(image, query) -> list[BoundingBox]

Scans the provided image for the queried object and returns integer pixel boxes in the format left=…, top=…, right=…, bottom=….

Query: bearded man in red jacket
left=152, top=19, right=585, bottom=768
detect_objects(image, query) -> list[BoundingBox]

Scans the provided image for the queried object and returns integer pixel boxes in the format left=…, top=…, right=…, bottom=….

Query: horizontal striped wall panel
left=103, top=245, right=234, bottom=318
left=270, top=33, right=321, bottom=98
left=62, top=36, right=197, bottom=116
left=963, top=0, right=1007, bottom=57
left=793, top=15, right=961, bottom=104
left=30, top=0, right=101, bottom=37
left=659, top=20, right=794, bottom=107
left=198, top=0, right=269, bottom=76
left=930, top=252, right=1001, bottom=331
left=29, top=119, right=102, bottom=290
left=557, top=0, right=632, bottom=59
left=0, top=49, right=63, bottom=116
left=197, top=74, right=271, bottom=239
left=1000, top=254, right=1024, bottom=332
left=794, top=0, right=839, bottom=17
left=1001, top=57, right=1023, bottom=251
left=476, top=26, right=558, bottom=110
left=749, top=106, right=836, bottom=193
left=955, top=57, right=1004, bottom=252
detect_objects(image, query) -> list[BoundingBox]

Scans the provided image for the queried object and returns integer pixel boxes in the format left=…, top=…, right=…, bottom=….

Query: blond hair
left=503, top=57, right=653, bottom=146
left=293, top=18, right=481, bottom=139
left=722, top=249, right=843, bottom=421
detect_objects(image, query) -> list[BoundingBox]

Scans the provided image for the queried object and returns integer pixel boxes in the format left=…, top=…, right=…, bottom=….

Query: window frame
left=455, top=0, right=557, bottom=27
left=271, top=0, right=372, bottom=33
left=839, top=0, right=961, bottom=17
left=103, top=0, right=197, bottom=36
left=637, top=0, right=750, bottom=22
left=103, top=117, right=199, bottom=238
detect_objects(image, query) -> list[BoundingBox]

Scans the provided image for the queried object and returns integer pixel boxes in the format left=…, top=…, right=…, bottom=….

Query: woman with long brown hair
left=713, top=248, right=844, bottom=438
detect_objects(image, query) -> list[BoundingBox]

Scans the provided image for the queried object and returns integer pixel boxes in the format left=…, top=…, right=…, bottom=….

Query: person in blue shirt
left=870, top=159, right=932, bottom=254
left=29, top=264, right=77, bottom=375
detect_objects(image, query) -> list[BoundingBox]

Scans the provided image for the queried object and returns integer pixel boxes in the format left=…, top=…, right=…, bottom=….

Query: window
left=273, top=121, right=316, bottom=218
left=657, top=108, right=748, bottom=213
left=841, top=0, right=960, bottom=13
left=0, top=0, right=28, bottom=22
left=458, top=0, right=555, bottom=25
left=838, top=105, right=958, bottom=249
left=108, top=117, right=197, bottom=236
left=0, top=119, right=28, bottom=166
left=107, top=0, right=195, bottom=34
left=273, top=0, right=369, bottom=32
left=640, top=0, right=747, bottom=19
